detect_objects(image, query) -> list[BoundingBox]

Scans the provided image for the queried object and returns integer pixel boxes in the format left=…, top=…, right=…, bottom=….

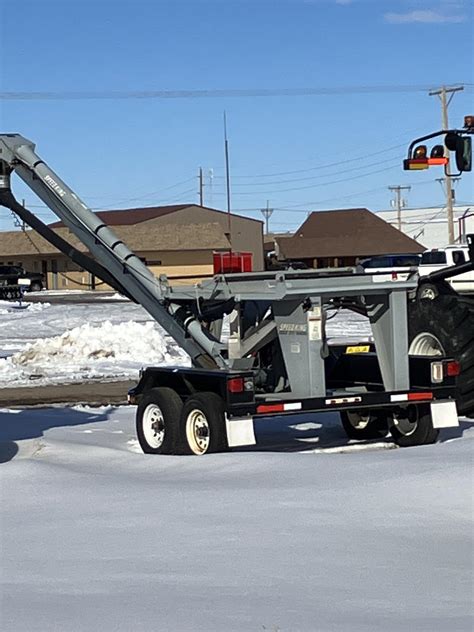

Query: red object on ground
left=213, top=251, right=253, bottom=274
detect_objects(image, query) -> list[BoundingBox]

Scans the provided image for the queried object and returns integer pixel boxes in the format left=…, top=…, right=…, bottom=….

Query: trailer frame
left=0, top=133, right=464, bottom=454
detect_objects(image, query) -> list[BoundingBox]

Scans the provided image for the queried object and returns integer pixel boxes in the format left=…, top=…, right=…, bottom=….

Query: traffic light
left=403, top=117, right=473, bottom=172
left=403, top=144, right=449, bottom=170
left=444, top=132, right=472, bottom=172
left=455, top=136, right=472, bottom=172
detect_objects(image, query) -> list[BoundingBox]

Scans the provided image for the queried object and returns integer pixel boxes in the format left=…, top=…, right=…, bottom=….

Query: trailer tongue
left=0, top=133, right=463, bottom=454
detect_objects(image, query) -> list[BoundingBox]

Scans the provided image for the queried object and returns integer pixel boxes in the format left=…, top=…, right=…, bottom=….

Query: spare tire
left=408, top=295, right=474, bottom=417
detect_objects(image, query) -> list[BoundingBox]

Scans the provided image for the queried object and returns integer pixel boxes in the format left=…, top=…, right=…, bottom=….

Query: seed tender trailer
left=0, top=134, right=464, bottom=454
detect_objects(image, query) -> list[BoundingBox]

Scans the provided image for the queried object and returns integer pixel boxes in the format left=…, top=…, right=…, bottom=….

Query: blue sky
left=0, top=0, right=472, bottom=234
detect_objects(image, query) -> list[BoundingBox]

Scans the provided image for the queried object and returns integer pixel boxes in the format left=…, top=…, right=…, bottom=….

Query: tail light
left=227, top=377, right=244, bottom=393
left=446, top=360, right=461, bottom=377
left=431, top=360, right=461, bottom=383
left=227, top=377, right=254, bottom=394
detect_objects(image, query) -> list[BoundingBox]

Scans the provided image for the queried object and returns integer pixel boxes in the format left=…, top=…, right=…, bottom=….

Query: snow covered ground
left=1, top=406, right=473, bottom=631
left=0, top=292, right=472, bottom=630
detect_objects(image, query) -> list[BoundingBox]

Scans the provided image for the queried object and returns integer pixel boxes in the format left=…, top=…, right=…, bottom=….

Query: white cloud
left=384, top=9, right=466, bottom=23
left=335, top=0, right=353, bottom=5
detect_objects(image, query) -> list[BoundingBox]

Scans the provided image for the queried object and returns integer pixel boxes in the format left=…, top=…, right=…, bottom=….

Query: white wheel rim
left=409, top=333, right=445, bottom=357
left=346, top=411, right=370, bottom=430
left=420, top=286, right=437, bottom=300
left=142, top=404, right=165, bottom=449
left=186, top=408, right=210, bottom=455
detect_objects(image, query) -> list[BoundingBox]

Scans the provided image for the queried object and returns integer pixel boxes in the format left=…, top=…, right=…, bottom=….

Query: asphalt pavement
left=0, top=380, right=136, bottom=408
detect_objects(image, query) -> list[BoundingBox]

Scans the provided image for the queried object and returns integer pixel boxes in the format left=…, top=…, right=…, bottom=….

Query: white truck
left=418, top=244, right=474, bottom=299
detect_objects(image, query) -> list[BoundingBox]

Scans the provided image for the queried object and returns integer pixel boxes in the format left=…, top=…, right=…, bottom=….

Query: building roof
left=264, top=233, right=293, bottom=254
left=278, top=208, right=425, bottom=259
left=48, top=204, right=263, bottom=228
left=263, top=232, right=293, bottom=245
left=48, top=205, right=190, bottom=228
left=0, top=222, right=230, bottom=257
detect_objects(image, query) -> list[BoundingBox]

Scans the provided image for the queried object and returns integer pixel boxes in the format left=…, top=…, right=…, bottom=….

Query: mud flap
left=225, top=415, right=256, bottom=447
left=430, top=400, right=459, bottom=428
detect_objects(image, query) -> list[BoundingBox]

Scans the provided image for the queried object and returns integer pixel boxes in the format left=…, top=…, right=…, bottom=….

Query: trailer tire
left=408, top=295, right=474, bottom=417
left=340, top=410, right=389, bottom=440
left=29, top=281, right=43, bottom=292
left=180, top=392, right=228, bottom=455
left=136, top=387, right=183, bottom=455
left=390, top=404, right=438, bottom=447
left=416, top=282, right=439, bottom=301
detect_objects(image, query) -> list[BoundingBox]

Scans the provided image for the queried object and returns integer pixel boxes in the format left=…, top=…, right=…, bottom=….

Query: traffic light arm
left=404, top=126, right=473, bottom=175
left=406, top=129, right=454, bottom=158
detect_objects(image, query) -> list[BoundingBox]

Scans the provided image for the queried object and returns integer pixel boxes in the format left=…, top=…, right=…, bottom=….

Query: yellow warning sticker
left=345, top=345, right=370, bottom=354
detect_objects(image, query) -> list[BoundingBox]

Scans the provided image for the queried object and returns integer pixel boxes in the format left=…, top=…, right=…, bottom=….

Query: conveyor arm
left=0, top=134, right=227, bottom=369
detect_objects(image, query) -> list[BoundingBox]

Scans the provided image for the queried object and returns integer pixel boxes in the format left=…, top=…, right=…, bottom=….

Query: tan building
left=0, top=205, right=264, bottom=290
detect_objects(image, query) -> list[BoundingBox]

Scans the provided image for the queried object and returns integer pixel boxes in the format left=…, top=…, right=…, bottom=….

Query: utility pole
left=436, top=176, right=461, bottom=202
left=223, top=112, right=232, bottom=247
left=388, top=185, right=410, bottom=231
left=198, top=167, right=204, bottom=206
left=208, top=169, right=214, bottom=208
left=12, top=198, right=27, bottom=230
left=260, top=200, right=274, bottom=235
left=429, top=85, right=464, bottom=244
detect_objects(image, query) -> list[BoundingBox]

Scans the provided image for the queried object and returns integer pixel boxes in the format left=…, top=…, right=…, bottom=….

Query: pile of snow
left=0, top=320, right=189, bottom=386
left=95, top=292, right=130, bottom=301
left=0, top=299, right=51, bottom=315
left=326, top=308, right=372, bottom=342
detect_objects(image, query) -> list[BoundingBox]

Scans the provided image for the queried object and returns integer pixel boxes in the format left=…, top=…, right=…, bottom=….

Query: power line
left=1, top=84, right=472, bottom=101
left=210, top=125, right=444, bottom=175
left=84, top=176, right=197, bottom=204
left=219, top=156, right=402, bottom=187
left=282, top=179, right=438, bottom=207
left=214, top=143, right=408, bottom=179
left=242, top=179, right=439, bottom=211
left=17, top=186, right=199, bottom=214
left=227, top=163, right=401, bottom=196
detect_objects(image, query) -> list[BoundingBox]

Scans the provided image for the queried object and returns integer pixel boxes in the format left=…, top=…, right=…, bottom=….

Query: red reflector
left=257, top=403, right=285, bottom=414
left=407, top=392, right=433, bottom=401
left=227, top=377, right=244, bottom=393
left=446, top=360, right=461, bottom=377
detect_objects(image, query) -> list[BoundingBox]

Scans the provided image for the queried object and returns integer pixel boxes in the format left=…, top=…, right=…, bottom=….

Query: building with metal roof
left=273, top=208, right=424, bottom=268
left=0, top=205, right=264, bottom=289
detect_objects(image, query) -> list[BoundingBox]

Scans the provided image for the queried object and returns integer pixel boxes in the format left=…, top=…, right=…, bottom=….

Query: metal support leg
left=273, top=299, right=326, bottom=397
left=366, top=291, right=409, bottom=391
